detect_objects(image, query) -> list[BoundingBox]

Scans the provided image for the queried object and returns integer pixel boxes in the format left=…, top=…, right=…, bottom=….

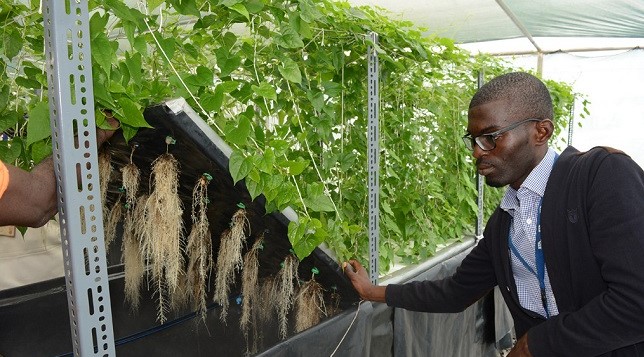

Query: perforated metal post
left=475, top=71, right=485, bottom=240
left=367, top=32, right=380, bottom=284
left=42, top=0, right=115, bottom=355
left=567, top=95, right=576, bottom=146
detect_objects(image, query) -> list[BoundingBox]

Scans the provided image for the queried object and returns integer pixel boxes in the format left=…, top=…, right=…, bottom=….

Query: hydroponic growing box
left=0, top=98, right=359, bottom=356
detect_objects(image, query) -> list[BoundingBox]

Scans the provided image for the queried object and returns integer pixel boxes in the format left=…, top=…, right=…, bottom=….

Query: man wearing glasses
left=344, top=72, right=644, bottom=356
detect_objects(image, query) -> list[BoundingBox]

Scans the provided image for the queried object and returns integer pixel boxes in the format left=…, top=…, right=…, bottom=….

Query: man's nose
left=472, top=143, right=486, bottom=160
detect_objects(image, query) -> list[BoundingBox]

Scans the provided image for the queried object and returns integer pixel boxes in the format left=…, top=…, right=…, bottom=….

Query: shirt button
left=526, top=218, right=532, bottom=225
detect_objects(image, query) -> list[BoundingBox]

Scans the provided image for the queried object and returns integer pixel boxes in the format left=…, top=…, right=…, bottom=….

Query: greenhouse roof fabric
left=348, top=0, right=644, bottom=51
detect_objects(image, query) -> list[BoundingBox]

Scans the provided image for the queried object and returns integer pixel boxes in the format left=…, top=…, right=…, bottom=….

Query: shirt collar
left=500, top=147, right=557, bottom=212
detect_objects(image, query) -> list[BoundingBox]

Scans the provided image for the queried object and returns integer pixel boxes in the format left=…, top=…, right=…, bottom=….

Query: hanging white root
left=294, top=275, right=326, bottom=333
left=99, top=149, right=113, bottom=228
left=213, top=208, right=250, bottom=323
left=122, top=212, right=145, bottom=311
left=257, top=275, right=278, bottom=325
left=121, top=160, right=144, bottom=311
left=142, top=153, right=185, bottom=323
left=187, top=174, right=213, bottom=321
left=104, top=194, right=123, bottom=250
left=276, top=254, right=299, bottom=339
left=240, top=238, right=263, bottom=345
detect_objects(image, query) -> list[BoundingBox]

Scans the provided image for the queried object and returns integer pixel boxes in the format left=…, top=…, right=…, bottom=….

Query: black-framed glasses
left=462, top=118, right=542, bottom=151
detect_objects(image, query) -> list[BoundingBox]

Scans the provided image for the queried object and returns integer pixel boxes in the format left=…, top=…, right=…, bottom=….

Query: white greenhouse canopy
left=347, top=0, right=644, bottom=54
left=347, top=0, right=644, bottom=168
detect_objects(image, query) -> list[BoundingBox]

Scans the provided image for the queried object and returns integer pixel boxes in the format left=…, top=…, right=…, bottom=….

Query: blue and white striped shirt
left=499, top=147, right=559, bottom=318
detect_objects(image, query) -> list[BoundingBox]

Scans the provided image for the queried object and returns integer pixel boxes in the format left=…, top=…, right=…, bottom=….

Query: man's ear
left=535, top=119, right=554, bottom=145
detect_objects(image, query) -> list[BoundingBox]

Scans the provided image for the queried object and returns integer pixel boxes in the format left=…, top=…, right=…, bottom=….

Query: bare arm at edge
left=0, top=117, right=119, bottom=227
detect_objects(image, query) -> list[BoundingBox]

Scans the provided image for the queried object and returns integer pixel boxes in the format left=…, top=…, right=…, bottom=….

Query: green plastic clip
left=203, top=173, right=213, bottom=181
left=165, top=136, right=176, bottom=145
left=311, top=267, right=320, bottom=275
left=237, top=202, right=246, bottom=209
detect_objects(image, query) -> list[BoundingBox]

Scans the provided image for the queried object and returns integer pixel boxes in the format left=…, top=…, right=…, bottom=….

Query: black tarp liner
left=0, top=99, right=513, bottom=356
left=258, top=238, right=514, bottom=357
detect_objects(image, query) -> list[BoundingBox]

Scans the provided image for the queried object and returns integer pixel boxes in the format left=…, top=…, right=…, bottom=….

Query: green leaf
left=225, top=116, right=251, bottom=146
left=200, top=90, right=224, bottom=112
left=183, top=43, right=200, bottom=60
left=147, top=0, right=165, bottom=11
left=0, top=110, right=20, bottom=132
left=91, top=33, right=114, bottom=78
left=89, top=12, right=109, bottom=40
left=275, top=25, right=304, bottom=49
left=245, top=0, right=264, bottom=13
left=155, top=34, right=176, bottom=63
left=215, top=48, right=241, bottom=77
left=290, top=218, right=327, bottom=260
left=257, top=148, right=274, bottom=174
left=219, top=80, right=240, bottom=93
left=30, top=140, right=52, bottom=164
left=133, top=36, right=148, bottom=56
left=125, top=51, right=143, bottom=86
left=105, top=0, right=144, bottom=23
left=195, top=65, right=214, bottom=86
left=278, top=57, right=302, bottom=84
left=245, top=175, right=262, bottom=200
left=123, top=21, right=136, bottom=53
left=170, top=0, right=200, bottom=16
left=26, top=102, right=51, bottom=146
left=284, top=158, right=309, bottom=175
left=229, top=151, right=252, bottom=184
left=3, top=27, right=23, bottom=60
left=0, top=139, right=22, bottom=163
left=120, top=123, right=138, bottom=143
left=299, top=0, right=322, bottom=22
left=304, top=194, right=335, bottom=212
left=252, top=82, right=277, bottom=101
left=229, top=3, right=249, bottom=21
left=15, top=77, right=41, bottom=89
left=307, top=90, right=324, bottom=111
left=0, top=85, right=9, bottom=113
left=322, top=81, right=342, bottom=97
left=116, top=97, right=152, bottom=128
left=220, top=0, right=242, bottom=6
left=222, top=32, right=238, bottom=50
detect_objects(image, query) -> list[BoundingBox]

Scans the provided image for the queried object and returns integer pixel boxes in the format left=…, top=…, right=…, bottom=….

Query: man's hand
left=507, top=334, right=533, bottom=357
left=343, top=259, right=386, bottom=302
left=97, top=115, right=119, bottom=145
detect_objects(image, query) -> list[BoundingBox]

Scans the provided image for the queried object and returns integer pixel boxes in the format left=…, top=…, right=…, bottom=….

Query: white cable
left=330, top=300, right=364, bottom=357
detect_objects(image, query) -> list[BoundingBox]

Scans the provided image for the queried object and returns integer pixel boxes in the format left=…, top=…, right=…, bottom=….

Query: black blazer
left=386, top=146, right=644, bottom=356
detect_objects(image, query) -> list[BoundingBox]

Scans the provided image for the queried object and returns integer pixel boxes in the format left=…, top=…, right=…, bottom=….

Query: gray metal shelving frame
left=43, top=0, right=116, bottom=355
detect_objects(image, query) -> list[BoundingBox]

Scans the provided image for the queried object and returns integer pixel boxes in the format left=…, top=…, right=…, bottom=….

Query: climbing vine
left=0, top=0, right=581, bottom=272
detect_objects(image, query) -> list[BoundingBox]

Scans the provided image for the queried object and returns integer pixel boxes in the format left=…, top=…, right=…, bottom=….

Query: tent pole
left=494, top=0, right=542, bottom=54
left=537, top=52, right=544, bottom=76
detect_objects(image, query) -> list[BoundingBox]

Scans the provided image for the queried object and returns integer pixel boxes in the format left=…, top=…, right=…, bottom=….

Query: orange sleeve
left=0, top=161, right=8, bottom=199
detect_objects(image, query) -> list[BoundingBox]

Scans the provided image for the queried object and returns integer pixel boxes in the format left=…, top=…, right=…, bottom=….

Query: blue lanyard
left=508, top=197, right=550, bottom=318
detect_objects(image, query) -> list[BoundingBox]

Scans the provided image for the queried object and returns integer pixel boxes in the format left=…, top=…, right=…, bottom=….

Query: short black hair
left=469, top=72, right=554, bottom=120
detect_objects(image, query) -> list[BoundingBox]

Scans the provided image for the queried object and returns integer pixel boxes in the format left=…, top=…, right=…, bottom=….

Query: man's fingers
left=342, top=261, right=356, bottom=274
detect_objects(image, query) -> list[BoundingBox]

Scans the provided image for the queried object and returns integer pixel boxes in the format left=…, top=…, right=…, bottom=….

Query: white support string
left=329, top=300, right=364, bottom=357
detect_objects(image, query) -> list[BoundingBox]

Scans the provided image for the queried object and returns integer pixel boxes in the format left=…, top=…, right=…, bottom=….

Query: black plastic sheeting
left=0, top=99, right=513, bottom=356
left=256, top=238, right=514, bottom=357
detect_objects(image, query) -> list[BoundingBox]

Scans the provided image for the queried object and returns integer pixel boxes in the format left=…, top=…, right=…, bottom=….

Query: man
left=344, top=72, right=644, bottom=356
left=0, top=116, right=119, bottom=227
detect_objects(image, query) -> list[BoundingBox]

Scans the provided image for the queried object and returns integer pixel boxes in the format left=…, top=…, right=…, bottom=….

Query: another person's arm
left=0, top=117, right=119, bottom=228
